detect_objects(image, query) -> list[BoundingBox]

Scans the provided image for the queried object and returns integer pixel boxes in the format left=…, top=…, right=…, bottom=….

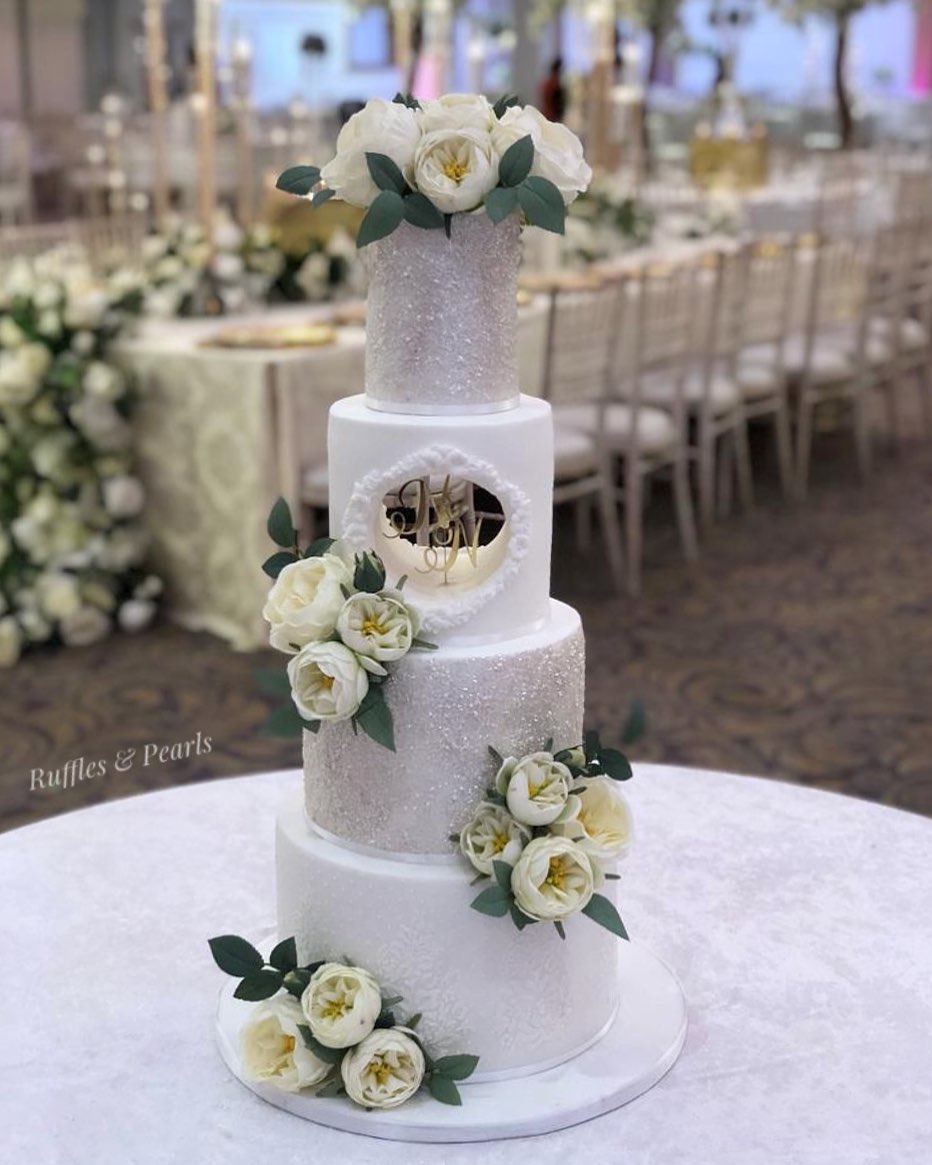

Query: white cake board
left=215, top=938, right=687, bottom=1144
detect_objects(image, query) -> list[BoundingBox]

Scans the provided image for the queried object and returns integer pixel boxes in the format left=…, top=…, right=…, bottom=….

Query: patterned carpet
left=2, top=423, right=931, bottom=833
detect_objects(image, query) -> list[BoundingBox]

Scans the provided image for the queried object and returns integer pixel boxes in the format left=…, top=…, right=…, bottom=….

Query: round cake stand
left=215, top=938, right=687, bottom=1144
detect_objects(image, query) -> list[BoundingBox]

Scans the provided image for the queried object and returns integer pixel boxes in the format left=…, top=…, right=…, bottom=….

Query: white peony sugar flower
left=340, top=1027, right=426, bottom=1110
left=301, top=962, right=383, bottom=1049
left=336, top=592, right=417, bottom=663
left=242, top=997, right=331, bottom=1092
left=495, top=752, right=574, bottom=827
left=287, top=640, right=369, bottom=722
left=419, top=92, right=494, bottom=133
left=263, top=552, right=353, bottom=653
left=491, top=105, right=592, bottom=205
left=459, top=800, right=530, bottom=876
left=551, top=776, right=634, bottom=861
left=511, top=835, right=597, bottom=923
left=413, top=127, right=500, bottom=215
left=321, top=98, right=420, bottom=208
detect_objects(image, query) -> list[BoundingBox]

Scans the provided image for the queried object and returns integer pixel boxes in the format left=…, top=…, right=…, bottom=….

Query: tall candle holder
left=195, top=0, right=218, bottom=249
left=143, top=0, right=171, bottom=224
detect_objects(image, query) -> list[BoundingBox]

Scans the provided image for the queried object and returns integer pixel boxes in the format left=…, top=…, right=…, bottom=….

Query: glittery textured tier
left=363, top=216, right=521, bottom=413
left=302, top=600, right=584, bottom=854
left=276, top=787, right=620, bottom=1077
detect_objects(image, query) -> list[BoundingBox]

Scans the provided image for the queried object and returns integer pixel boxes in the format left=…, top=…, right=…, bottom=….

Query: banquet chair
left=548, top=265, right=699, bottom=595
left=538, top=275, right=626, bottom=591
left=0, top=213, right=148, bottom=274
left=0, top=121, right=33, bottom=225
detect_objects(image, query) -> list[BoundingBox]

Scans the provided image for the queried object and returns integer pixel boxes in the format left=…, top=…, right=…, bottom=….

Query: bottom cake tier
left=276, top=788, right=620, bottom=1078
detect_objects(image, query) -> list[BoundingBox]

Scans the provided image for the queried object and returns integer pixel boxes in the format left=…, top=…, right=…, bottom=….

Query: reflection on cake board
left=215, top=939, right=687, bottom=1144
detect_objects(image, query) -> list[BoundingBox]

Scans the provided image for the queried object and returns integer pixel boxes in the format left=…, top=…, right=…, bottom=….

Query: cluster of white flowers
left=0, top=255, right=160, bottom=666
left=262, top=541, right=424, bottom=735
left=459, top=746, right=634, bottom=928
left=319, top=93, right=591, bottom=217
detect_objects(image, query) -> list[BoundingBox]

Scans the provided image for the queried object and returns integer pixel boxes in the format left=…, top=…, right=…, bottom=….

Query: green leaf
left=375, top=1010, right=396, bottom=1029
left=411, top=636, right=438, bottom=651
left=492, top=94, right=520, bottom=118
left=354, top=551, right=386, bottom=593
left=403, top=191, right=444, bottom=230
left=582, top=893, right=629, bottom=940
left=392, top=92, right=420, bottom=109
left=262, top=702, right=306, bottom=737
left=304, top=536, right=335, bottom=558
left=488, top=745, right=504, bottom=768
left=443, top=214, right=452, bottom=240
left=297, top=1025, right=348, bottom=1065
left=254, top=667, right=292, bottom=698
left=267, top=497, right=296, bottom=548
left=234, top=969, right=284, bottom=1001
left=584, top=728, right=601, bottom=764
left=269, top=936, right=298, bottom=973
left=282, top=967, right=312, bottom=999
left=431, top=1054, right=480, bottom=1081
left=510, top=901, right=537, bottom=930
left=276, top=165, right=321, bottom=196
left=395, top=574, right=408, bottom=590
left=313, top=1075, right=345, bottom=1098
left=381, top=995, right=404, bottom=1009
left=517, top=176, right=566, bottom=235
left=406, top=1012, right=422, bottom=1030
left=543, top=736, right=554, bottom=753
left=470, top=885, right=511, bottom=917
left=485, top=185, right=519, bottom=224
left=208, top=934, right=264, bottom=977
left=262, top=550, right=297, bottom=578
left=604, top=872, right=621, bottom=880
left=356, top=189, right=405, bottom=248
left=621, top=699, right=646, bottom=745
left=312, top=187, right=336, bottom=207
left=428, top=1073, right=462, bottom=1106
left=554, top=921, right=567, bottom=940
left=498, top=134, right=534, bottom=187
left=366, top=151, right=408, bottom=195
left=492, top=860, right=513, bottom=894
left=353, top=684, right=396, bottom=752
left=599, top=747, right=633, bottom=781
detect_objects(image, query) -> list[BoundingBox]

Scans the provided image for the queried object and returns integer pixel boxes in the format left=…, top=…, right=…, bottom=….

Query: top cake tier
left=364, top=215, right=521, bottom=415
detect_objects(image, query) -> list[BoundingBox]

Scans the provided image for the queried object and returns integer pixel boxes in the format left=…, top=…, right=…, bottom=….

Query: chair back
left=738, top=237, right=796, bottom=355
left=0, top=213, right=148, bottom=274
left=540, top=275, right=620, bottom=406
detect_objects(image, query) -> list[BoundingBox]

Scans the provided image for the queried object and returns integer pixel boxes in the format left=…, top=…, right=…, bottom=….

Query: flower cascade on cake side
left=275, top=92, right=592, bottom=245
left=259, top=496, right=435, bottom=751
left=454, top=730, right=635, bottom=941
left=209, top=935, right=478, bottom=1107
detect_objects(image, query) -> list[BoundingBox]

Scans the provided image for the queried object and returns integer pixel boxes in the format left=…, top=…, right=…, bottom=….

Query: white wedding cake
left=211, top=94, right=685, bottom=1139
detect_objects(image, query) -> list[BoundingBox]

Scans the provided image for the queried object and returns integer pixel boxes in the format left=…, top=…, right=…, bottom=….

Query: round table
left=2, top=764, right=930, bottom=1164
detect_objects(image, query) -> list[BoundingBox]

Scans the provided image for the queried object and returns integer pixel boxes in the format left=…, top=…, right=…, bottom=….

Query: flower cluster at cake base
left=209, top=934, right=478, bottom=1107
left=276, top=92, right=592, bottom=247
left=0, top=250, right=160, bottom=667
left=454, top=731, right=635, bottom=940
left=259, top=497, right=435, bottom=751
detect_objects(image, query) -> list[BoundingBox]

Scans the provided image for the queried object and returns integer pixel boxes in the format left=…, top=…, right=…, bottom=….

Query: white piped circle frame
left=340, top=444, right=532, bottom=635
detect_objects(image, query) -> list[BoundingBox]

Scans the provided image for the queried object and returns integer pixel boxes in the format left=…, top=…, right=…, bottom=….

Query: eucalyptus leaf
left=311, top=187, right=336, bottom=207
left=366, top=151, right=408, bottom=195
left=267, top=497, right=296, bottom=548
left=208, top=934, right=264, bottom=978
left=405, top=1012, right=422, bottom=1030
left=517, top=176, right=566, bottom=235
left=554, top=921, right=567, bottom=941
left=354, top=552, right=386, bottom=594
left=492, top=93, right=520, bottom=118
left=298, top=1025, right=348, bottom=1065
left=234, top=969, right=284, bottom=1001
left=254, top=667, right=292, bottom=698
left=395, top=574, right=408, bottom=590
left=403, top=191, right=444, bottom=230
left=411, top=636, right=438, bottom=651
left=269, top=936, right=298, bottom=973
left=283, top=967, right=312, bottom=999
left=354, top=684, right=396, bottom=752
left=304, top=536, right=335, bottom=558
left=581, top=893, right=629, bottom=940
left=313, top=1076, right=345, bottom=1098
left=427, top=1073, right=462, bottom=1106
left=262, top=702, right=306, bottom=738
left=485, top=185, right=519, bottom=224
left=584, top=728, right=601, bottom=763
left=443, top=214, right=453, bottom=240
left=510, top=901, right=537, bottom=931
left=543, top=736, right=554, bottom=753
left=599, top=747, right=633, bottom=781
left=262, top=550, right=297, bottom=578
left=498, top=134, right=534, bottom=187
left=431, top=1054, right=480, bottom=1081
left=357, top=189, right=405, bottom=248
left=470, top=885, right=511, bottom=917
left=488, top=745, right=504, bottom=768
left=276, top=165, right=321, bottom=196
left=492, top=860, right=513, bottom=894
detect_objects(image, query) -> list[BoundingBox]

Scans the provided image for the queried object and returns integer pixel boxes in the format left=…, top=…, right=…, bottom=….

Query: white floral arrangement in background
left=258, top=496, right=435, bottom=751
left=0, top=252, right=160, bottom=667
left=276, top=92, right=592, bottom=246
left=455, top=731, right=635, bottom=940
left=565, top=175, right=655, bottom=264
left=209, top=934, right=478, bottom=1107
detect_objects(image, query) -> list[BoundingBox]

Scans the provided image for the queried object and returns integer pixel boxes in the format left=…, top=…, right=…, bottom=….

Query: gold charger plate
left=200, top=322, right=338, bottom=350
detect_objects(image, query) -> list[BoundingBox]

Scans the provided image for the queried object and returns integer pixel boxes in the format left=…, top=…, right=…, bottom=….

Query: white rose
left=37, top=310, right=62, bottom=338
left=31, top=433, right=75, bottom=481
left=64, top=289, right=107, bottom=330
left=551, top=776, right=634, bottom=861
left=336, top=592, right=417, bottom=663
left=419, top=93, right=494, bottom=133
left=295, top=252, right=331, bottom=302
left=0, top=527, right=8, bottom=568
left=33, top=280, right=62, bottom=310
left=134, top=574, right=163, bottom=601
left=118, top=598, right=157, bottom=633
left=511, top=836, right=596, bottom=922
left=144, top=287, right=182, bottom=319
left=459, top=800, right=530, bottom=876
left=71, top=330, right=96, bottom=357
left=326, top=227, right=356, bottom=262
left=36, top=572, right=81, bottom=620
left=82, top=580, right=117, bottom=611
left=287, top=641, right=369, bottom=722
left=60, top=605, right=111, bottom=647
left=69, top=396, right=131, bottom=451
left=412, top=128, right=499, bottom=214
left=94, top=526, right=148, bottom=571
left=141, top=235, right=168, bottom=263
left=495, top=752, right=573, bottom=826
left=18, top=607, right=52, bottom=644
left=214, top=215, right=244, bottom=251
left=320, top=98, right=420, bottom=208
left=242, top=996, right=331, bottom=1093
left=83, top=361, right=123, bottom=401
left=0, top=616, right=21, bottom=667
left=102, top=474, right=145, bottom=519
left=213, top=252, right=244, bottom=283
left=0, top=344, right=50, bottom=407
left=154, top=255, right=184, bottom=282
left=491, top=106, right=592, bottom=205
left=301, top=962, right=382, bottom=1049
left=340, top=1027, right=425, bottom=1110
left=0, top=316, right=25, bottom=348
left=262, top=553, right=353, bottom=654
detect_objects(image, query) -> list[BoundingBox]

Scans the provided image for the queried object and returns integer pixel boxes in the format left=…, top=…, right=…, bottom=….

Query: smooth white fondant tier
left=303, top=599, right=584, bottom=854
left=329, top=394, right=554, bottom=644
left=364, top=216, right=520, bottom=414
left=277, top=789, right=620, bottom=1077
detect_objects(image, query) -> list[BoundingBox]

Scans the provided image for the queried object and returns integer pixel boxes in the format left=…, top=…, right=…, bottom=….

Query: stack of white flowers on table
left=259, top=496, right=434, bottom=752
left=209, top=934, right=478, bottom=1108
left=276, top=92, right=592, bottom=246
left=0, top=252, right=160, bottom=667
left=456, top=733, right=635, bottom=941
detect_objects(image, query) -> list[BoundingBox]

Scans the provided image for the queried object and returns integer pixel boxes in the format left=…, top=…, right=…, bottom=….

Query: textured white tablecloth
left=2, top=764, right=930, bottom=1164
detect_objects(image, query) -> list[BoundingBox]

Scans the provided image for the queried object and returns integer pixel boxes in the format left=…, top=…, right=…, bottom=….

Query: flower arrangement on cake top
left=276, top=92, right=592, bottom=246
left=259, top=497, right=435, bottom=751
left=455, top=730, right=635, bottom=940
left=209, top=934, right=478, bottom=1107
